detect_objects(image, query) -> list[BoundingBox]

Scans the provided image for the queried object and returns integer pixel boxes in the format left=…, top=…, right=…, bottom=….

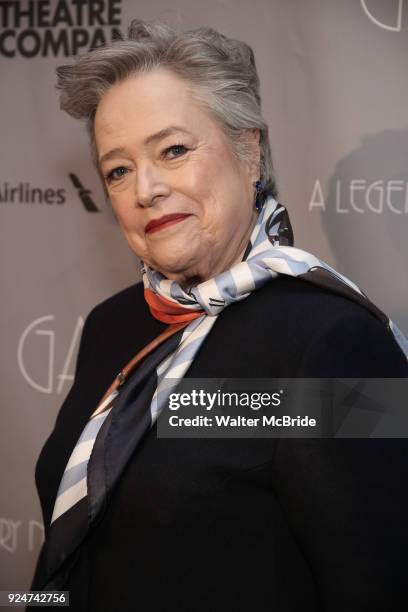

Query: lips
left=145, top=213, right=192, bottom=234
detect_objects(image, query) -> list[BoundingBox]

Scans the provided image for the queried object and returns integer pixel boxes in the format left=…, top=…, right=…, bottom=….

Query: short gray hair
left=57, top=19, right=278, bottom=200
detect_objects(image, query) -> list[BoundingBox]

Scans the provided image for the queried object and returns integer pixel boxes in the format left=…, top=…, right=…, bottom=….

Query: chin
left=149, top=252, right=200, bottom=277
left=157, top=264, right=195, bottom=280
left=155, top=261, right=202, bottom=283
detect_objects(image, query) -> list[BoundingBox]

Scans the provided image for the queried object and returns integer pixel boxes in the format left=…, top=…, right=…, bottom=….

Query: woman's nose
left=135, top=164, right=170, bottom=208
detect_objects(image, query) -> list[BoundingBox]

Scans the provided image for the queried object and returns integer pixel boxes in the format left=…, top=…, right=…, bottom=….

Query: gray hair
left=57, top=19, right=278, bottom=200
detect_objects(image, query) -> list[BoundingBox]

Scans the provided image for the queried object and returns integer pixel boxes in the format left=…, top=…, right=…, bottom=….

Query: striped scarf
left=34, top=195, right=407, bottom=590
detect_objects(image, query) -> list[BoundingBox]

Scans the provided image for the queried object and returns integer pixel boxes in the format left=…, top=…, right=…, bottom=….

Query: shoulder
left=85, top=282, right=163, bottom=334
left=86, top=281, right=147, bottom=325
left=267, top=276, right=407, bottom=376
left=224, top=274, right=382, bottom=335
left=245, top=275, right=373, bottom=322
left=217, top=276, right=408, bottom=377
left=74, top=281, right=166, bottom=383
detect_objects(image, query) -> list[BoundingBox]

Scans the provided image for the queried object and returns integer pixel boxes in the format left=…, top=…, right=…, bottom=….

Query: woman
left=31, top=19, right=408, bottom=611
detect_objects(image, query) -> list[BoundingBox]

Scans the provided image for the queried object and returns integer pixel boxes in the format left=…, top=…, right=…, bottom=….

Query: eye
left=162, top=144, right=189, bottom=159
left=105, top=166, right=129, bottom=183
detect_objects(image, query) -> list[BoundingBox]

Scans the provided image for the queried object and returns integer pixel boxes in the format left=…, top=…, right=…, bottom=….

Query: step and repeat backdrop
left=1, top=0, right=407, bottom=593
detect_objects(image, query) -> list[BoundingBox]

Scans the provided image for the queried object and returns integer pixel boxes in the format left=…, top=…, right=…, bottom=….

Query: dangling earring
left=254, top=179, right=263, bottom=211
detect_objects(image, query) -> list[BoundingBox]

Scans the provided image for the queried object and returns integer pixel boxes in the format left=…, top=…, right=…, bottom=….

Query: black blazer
left=33, top=277, right=408, bottom=611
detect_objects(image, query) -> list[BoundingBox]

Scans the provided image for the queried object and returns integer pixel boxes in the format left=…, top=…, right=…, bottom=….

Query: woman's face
left=95, top=68, right=260, bottom=286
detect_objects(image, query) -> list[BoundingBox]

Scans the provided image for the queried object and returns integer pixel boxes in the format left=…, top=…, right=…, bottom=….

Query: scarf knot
left=142, top=196, right=408, bottom=359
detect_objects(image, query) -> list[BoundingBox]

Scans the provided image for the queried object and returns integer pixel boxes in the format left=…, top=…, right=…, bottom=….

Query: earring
left=254, top=179, right=263, bottom=211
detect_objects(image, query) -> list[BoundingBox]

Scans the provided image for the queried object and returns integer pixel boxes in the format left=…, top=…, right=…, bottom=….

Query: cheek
left=110, top=192, right=136, bottom=231
left=110, top=195, right=147, bottom=250
left=184, top=159, right=236, bottom=221
left=200, top=163, right=251, bottom=230
left=178, top=163, right=214, bottom=204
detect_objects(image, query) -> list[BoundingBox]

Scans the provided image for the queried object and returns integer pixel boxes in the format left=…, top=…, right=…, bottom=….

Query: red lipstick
left=145, top=213, right=192, bottom=234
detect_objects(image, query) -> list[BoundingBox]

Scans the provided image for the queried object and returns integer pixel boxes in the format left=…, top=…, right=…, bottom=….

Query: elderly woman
left=31, top=19, right=408, bottom=611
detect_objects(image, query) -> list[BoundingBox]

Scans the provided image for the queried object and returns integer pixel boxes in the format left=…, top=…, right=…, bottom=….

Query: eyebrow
left=98, top=126, right=192, bottom=166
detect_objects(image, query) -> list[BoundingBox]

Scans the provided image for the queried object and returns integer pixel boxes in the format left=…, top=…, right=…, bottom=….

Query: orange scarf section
left=144, top=288, right=204, bottom=324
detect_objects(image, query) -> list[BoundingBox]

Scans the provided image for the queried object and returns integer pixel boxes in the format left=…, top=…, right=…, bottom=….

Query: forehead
left=94, top=68, right=219, bottom=147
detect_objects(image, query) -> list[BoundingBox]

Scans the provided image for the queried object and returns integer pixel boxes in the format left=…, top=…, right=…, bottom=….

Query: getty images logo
left=361, top=0, right=407, bottom=31
left=69, top=173, right=99, bottom=212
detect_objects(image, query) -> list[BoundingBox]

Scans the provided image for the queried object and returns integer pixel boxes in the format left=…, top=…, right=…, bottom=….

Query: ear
left=243, top=128, right=261, bottom=180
